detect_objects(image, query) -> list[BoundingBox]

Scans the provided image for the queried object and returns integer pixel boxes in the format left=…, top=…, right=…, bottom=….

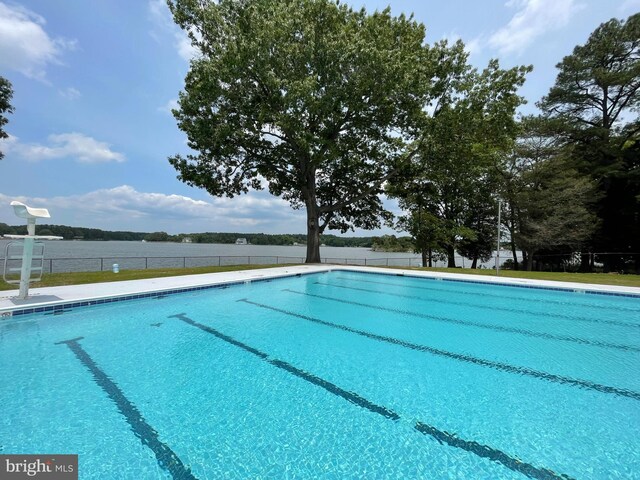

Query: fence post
left=145, top=257, right=148, bottom=269
left=100, top=258, right=103, bottom=272
left=249, top=256, right=252, bottom=265
left=183, top=257, right=186, bottom=268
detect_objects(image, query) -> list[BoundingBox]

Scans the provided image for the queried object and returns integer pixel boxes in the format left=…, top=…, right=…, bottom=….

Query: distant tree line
left=371, top=235, right=414, bottom=252
left=0, top=223, right=379, bottom=248
left=0, top=223, right=148, bottom=241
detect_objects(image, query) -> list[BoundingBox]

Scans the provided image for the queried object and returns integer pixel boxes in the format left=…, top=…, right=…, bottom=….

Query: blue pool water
left=1, top=270, right=639, bottom=479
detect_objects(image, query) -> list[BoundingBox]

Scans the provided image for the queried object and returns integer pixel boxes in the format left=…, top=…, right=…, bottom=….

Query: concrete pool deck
left=1, top=265, right=640, bottom=316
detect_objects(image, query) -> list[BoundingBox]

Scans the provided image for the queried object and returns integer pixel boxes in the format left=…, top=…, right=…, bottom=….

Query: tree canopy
left=0, top=76, right=14, bottom=161
left=499, top=117, right=599, bottom=270
left=387, top=41, right=530, bottom=267
left=539, top=13, right=640, bottom=271
left=168, top=0, right=464, bottom=263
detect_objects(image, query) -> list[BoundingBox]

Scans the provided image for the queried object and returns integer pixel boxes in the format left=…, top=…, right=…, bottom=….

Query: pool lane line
left=238, top=299, right=640, bottom=402
left=282, top=289, right=640, bottom=353
left=169, top=312, right=574, bottom=480
left=54, top=337, right=197, bottom=480
left=168, top=313, right=398, bottom=420
left=314, top=281, right=639, bottom=329
left=333, top=275, right=640, bottom=315
left=412, top=422, right=573, bottom=480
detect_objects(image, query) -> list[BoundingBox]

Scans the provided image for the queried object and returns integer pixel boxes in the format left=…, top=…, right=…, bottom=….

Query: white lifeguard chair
left=3, top=201, right=62, bottom=299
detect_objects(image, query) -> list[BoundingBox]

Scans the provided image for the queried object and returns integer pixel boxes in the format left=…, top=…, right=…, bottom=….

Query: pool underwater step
left=334, top=275, right=640, bottom=314
left=54, top=337, right=197, bottom=480
left=314, top=281, right=640, bottom=329
left=283, top=289, right=640, bottom=353
left=169, top=312, right=574, bottom=480
left=239, top=298, right=640, bottom=402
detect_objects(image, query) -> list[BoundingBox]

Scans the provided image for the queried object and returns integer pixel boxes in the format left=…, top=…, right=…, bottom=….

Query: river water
left=0, top=240, right=419, bottom=273
left=0, top=239, right=509, bottom=273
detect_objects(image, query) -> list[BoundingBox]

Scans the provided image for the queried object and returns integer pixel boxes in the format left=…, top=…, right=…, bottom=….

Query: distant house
left=235, top=238, right=248, bottom=245
left=182, top=237, right=193, bottom=243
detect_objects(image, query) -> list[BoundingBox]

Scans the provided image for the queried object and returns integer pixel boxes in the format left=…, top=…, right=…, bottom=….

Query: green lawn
left=1, top=263, right=639, bottom=291
left=0, top=264, right=287, bottom=291
left=400, top=266, right=640, bottom=288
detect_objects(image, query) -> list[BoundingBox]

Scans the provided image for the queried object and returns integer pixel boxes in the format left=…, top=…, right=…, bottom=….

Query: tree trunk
left=305, top=214, right=321, bottom=263
left=471, top=256, right=478, bottom=269
left=446, top=245, right=456, bottom=268
left=428, top=247, right=433, bottom=267
left=579, top=252, right=591, bottom=272
left=525, top=251, right=534, bottom=271
left=421, top=248, right=428, bottom=268
left=510, top=241, right=519, bottom=270
left=303, top=170, right=321, bottom=263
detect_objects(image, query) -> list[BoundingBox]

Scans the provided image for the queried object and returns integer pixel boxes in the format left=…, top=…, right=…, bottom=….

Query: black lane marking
left=170, top=312, right=573, bottom=480
left=283, top=289, right=640, bottom=353
left=55, top=337, right=197, bottom=480
left=334, top=274, right=640, bottom=315
left=315, top=281, right=639, bottom=329
left=413, top=422, right=572, bottom=480
left=238, top=299, right=640, bottom=402
left=150, top=322, right=163, bottom=327
left=168, top=313, right=398, bottom=420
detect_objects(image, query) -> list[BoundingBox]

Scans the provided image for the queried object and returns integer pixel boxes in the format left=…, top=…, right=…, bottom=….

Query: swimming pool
left=1, top=269, right=639, bottom=479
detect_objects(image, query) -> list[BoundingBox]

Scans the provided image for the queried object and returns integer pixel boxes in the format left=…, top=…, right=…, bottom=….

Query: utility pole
left=496, top=199, right=501, bottom=276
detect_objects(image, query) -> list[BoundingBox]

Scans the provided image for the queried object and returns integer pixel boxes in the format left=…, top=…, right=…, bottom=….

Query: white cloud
left=441, top=32, right=482, bottom=57
left=176, top=33, right=199, bottom=62
left=59, top=87, right=81, bottom=100
left=465, top=37, right=483, bottom=57
left=1, top=133, right=125, bottom=164
left=488, top=0, right=583, bottom=55
left=619, top=0, right=640, bottom=13
left=158, top=98, right=179, bottom=114
left=0, top=2, right=76, bottom=81
left=148, top=0, right=199, bottom=62
left=0, top=186, right=304, bottom=233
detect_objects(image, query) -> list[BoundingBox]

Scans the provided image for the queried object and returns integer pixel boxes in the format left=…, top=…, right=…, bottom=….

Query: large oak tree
left=167, top=0, right=450, bottom=262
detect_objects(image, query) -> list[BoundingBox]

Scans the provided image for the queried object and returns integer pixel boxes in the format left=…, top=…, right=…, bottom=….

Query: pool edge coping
left=2, top=264, right=639, bottom=317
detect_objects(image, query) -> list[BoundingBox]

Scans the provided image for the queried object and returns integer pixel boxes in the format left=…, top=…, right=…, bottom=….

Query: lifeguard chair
left=3, top=201, right=62, bottom=299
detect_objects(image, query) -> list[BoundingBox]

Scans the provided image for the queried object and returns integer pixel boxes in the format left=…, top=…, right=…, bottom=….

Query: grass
left=0, top=264, right=286, bottom=291
left=399, top=266, right=640, bottom=288
left=1, top=263, right=639, bottom=291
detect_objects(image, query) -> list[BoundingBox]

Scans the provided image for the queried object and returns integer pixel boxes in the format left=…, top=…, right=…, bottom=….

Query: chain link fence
left=7, top=252, right=633, bottom=275
left=1, top=255, right=429, bottom=274
left=502, top=252, right=640, bottom=274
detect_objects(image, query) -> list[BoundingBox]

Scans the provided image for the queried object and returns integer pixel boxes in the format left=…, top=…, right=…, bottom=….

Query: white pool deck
left=1, top=265, right=639, bottom=315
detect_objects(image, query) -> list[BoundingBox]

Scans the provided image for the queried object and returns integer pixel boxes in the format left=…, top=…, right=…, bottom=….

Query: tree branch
left=318, top=144, right=422, bottom=214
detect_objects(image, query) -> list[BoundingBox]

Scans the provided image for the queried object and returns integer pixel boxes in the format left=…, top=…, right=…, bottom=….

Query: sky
left=0, top=0, right=638, bottom=235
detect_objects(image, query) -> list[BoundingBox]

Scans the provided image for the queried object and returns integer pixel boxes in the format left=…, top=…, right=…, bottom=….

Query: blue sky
left=0, top=0, right=638, bottom=235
